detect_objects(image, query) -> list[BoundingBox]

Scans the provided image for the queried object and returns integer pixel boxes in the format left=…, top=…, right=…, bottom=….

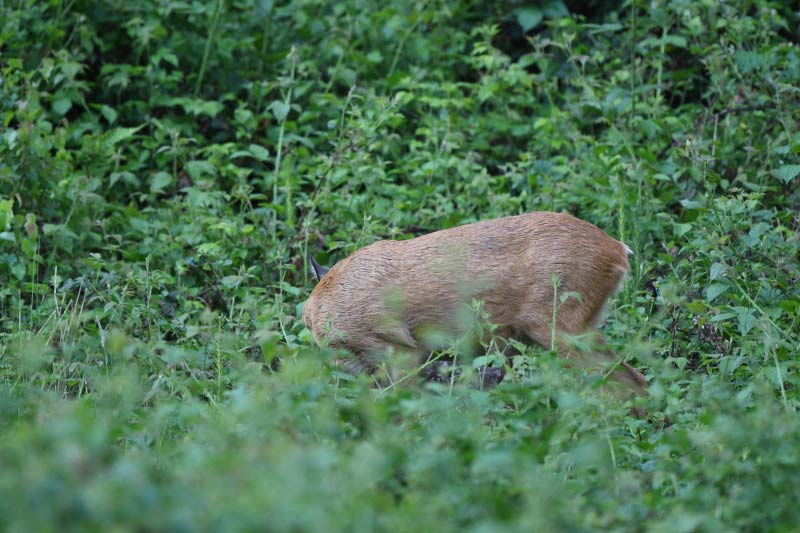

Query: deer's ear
left=309, top=257, right=329, bottom=282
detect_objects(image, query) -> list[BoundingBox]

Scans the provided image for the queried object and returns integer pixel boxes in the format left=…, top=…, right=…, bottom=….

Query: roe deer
left=302, top=212, right=647, bottom=397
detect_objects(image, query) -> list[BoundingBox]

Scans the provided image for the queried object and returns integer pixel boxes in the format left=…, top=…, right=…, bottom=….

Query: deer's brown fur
left=302, top=212, right=647, bottom=396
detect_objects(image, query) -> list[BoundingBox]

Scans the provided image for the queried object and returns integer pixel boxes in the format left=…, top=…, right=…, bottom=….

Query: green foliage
left=1, top=0, right=799, bottom=529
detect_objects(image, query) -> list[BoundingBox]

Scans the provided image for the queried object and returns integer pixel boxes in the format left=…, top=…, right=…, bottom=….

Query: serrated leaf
left=513, top=7, right=542, bottom=32
left=542, top=0, right=568, bottom=18
left=772, top=165, right=800, bottom=183
left=100, top=105, right=118, bottom=124
left=220, top=275, right=242, bottom=289
left=686, top=301, right=706, bottom=313
left=662, top=35, right=687, bottom=48
left=736, top=309, right=756, bottom=336
left=709, top=263, right=726, bottom=281
left=279, top=281, right=301, bottom=296
left=197, top=242, right=221, bottom=255
left=186, top=160, right=216, bottom=179
left=129, top=218, right=149, bottom=232
left=706, top=282, right=728, bottom=302
left=779, top=300, right=799, bottom=314
left=52, top=98, right=72, bottom=115
left=271, top=100, right=290, bottom=121
left=472, top=355, right=489, bottom=368
left=109, top=171, right=138, bottom=188
left=710, top=312, right=736, bottom=322
left=151, top=172, right=173, bottom=193
left=0, top=198, right=13, bottom=231
left=170, top=97, right=224, bottom=117
left=103, top=125, right=145, bottom=147
left=248, top=144, right=271, bottom=161
left=674, top=222, right=692, bottom=237
left=734, top=50, right=762, bottom=74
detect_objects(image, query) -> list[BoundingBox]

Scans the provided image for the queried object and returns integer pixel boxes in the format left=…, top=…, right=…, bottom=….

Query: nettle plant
left=663, top=193, right=799, bottom=396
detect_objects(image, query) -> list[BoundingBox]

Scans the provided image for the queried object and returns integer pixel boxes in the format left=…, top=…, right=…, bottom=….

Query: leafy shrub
left=1, top=0, right=798, bottom=529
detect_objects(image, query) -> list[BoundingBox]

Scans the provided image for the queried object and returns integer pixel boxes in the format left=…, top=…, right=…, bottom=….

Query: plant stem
left=195, top=0, right=224, bottom=97
left=216, top=318, right=223, bottom=402
left=551, top=274, right=560, bottom=351
left=274, top=47, right=297, bottom=227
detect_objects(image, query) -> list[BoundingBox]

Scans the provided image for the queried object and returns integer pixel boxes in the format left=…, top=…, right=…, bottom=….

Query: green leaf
left=513, top=7, right=542, bottom=31
left=709, top=263, right=727, bottom=281
left=0, top=198, right=13, bottom=231
left=169, top=97, right=225, bottom=117
left=271, top=100, right=290, bottom=122
left=109, top=171, right=138, bottom=188
left=674, top=222, right=692, bottom=238
left=706, top=282, right=728, bottom=302
left=197, top=242, right=221, bottom=256
left=772, top=165, right=800, bottom=183
left=129, top=218, right=149, bottom=232
left=151, top=172, right=173, bottom=193
left=103, top=125, right=145, bottom=148
left=52, top=98, right=72, bottom=115
left=662, top=35, right=687, bottom=48
left=542, top=0, right=568, bottom=18
left=186, top=160, right=217, bottom=180
left=736, top=308, right=756, bottom=336
left=248, top=144, right=271, bottom=161
left=220, top=275, right=243, bottom=289
left=710, top=312, right=736, bottom=323
left=100, top=105, right=118, bottom=124
left=279, top=281, right=301, bottom=296
left=734, top=50, right=762, bottom=74
left=686, top=300, right=706, bottom=313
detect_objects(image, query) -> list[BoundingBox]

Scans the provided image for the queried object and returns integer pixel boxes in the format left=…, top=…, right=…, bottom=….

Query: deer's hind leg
left=522, top=322, right=647, bottom=398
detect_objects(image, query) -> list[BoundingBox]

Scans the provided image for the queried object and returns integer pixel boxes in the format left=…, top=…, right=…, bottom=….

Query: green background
left=2, top=0, right=799, bottom=530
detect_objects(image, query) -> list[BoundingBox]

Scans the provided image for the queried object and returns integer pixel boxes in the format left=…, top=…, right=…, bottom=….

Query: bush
left=1, top=0, right=799, bottom=529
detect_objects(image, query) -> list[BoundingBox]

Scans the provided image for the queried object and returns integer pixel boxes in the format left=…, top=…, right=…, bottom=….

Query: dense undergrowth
left=2, top=0, right=800, bottom=530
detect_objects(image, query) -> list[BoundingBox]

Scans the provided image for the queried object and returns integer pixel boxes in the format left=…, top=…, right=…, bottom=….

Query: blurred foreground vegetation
left=2, top=0, right=800, bottom=530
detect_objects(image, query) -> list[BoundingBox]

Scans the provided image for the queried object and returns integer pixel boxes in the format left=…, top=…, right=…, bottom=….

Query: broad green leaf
left=772, top=165, right=800, bottom=183
left=248, top=144, right=271, bottom=161
left=129, top=218, right=149, bottom=232
left=710, top=312, right=736, bottom=322
left=271, top=100, right=290, bottom=121
left=513, top=7, right=542, bottom=31
left=706, top=282, right=728, bottom=302
left=542, top=0, right=568, bottom=18
left=0, top=198, right=13, bottom=230
left=100, top=105, right=118, bottom=124
left=686, top=300, right=706, bottom=313
left=103, top=125, right=145, bottom=147
left=151, top=171, right=173, bottom=193
left=734, top=50, right=763, bottom=73
left=170, top=97, right=225, bottom=117
left=709, top=263, right=726, bottom=280
left=674, top=222, right=692, bottom=237
left=52, top=97, right=72, bottom=115
left=186, top=160, right=216, bottom=179
left=221, top=275, right=243, bottom=289
left=736, top=308, right=757, bottom=335
left=197, top=242, right=221, bottom=255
